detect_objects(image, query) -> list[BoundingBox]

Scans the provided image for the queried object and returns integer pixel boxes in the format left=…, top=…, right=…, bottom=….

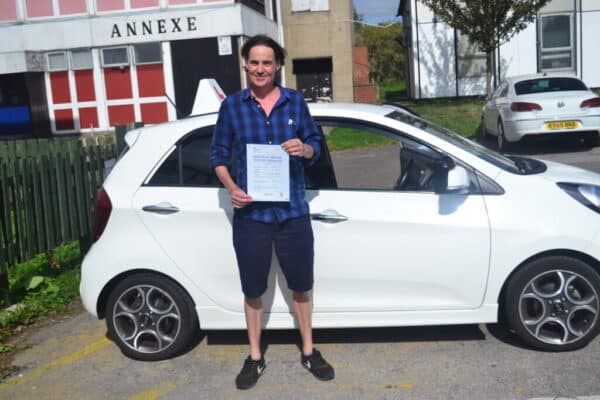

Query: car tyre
left=497, top=120, right=511, bottom=153
left=478, top=116, right=489, bottom=142
left=106, top=273, right=198, bottom=361
left=504, top=256, right=600, bottom=352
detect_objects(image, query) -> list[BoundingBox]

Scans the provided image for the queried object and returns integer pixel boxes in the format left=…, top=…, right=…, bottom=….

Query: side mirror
left=446, top=165, right=470, bottom=194
left=432, top=155, right=455, bottom=193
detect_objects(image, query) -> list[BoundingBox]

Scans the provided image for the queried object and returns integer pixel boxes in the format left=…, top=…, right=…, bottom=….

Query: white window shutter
left=292, top=0, right=310, bottom=12
left=310, top=0, right=329, bottom=11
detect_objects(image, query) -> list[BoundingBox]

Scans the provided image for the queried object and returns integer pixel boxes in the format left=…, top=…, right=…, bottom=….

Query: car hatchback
left=81, top=90, right=600, bottom=361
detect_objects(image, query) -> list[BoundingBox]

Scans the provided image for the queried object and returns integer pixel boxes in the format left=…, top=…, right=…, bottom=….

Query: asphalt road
left=1, top=135, right=600, bottom=400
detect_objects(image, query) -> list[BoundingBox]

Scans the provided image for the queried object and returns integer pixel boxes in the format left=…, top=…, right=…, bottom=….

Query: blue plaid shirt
left=210, top=86, right=321, bottom=223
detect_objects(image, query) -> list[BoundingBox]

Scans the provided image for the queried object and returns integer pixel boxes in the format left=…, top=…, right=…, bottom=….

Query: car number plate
left=545, top=121, right=579, bottom=130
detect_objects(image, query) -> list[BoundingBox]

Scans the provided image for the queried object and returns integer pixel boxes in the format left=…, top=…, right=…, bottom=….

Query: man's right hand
left=230, top=187, right=253, bottom=208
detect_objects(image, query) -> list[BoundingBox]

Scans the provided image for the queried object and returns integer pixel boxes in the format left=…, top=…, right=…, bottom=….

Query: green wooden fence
left=0, top=131, right=125, bottom=304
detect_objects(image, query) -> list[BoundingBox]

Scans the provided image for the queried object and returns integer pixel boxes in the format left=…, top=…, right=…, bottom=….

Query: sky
left=353, top=0, right=400, bottom=25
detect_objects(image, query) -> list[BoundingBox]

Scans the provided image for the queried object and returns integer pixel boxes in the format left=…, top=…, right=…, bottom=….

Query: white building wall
left=498, top=23, right=538, bottom=80
left=581, top=8, right=600, bottom=87
left=416, top=22, right=456, bottom=98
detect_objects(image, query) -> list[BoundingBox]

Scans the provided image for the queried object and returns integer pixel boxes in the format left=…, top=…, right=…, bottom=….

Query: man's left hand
left=281, top=139, right=312, bottom=159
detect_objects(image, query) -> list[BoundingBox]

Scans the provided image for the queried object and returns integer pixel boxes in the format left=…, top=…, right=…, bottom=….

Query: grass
left=379, top=80, right=407, bottom=102
left=406, top=98, right=484, bottom=139
left=326, top=127, right=397, bottom=151
left=0, top=241, right=82, bottom=357
left=325, top=80, right=483, bottom=151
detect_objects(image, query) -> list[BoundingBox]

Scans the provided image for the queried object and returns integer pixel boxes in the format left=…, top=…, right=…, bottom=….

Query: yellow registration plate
left=545, top=120, right=579, bottom=130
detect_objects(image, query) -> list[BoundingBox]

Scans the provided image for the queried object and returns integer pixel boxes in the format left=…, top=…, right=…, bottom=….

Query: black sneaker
left=301, top=348, right=334, bottom=381
left=235, top=356, right=265, bottom=390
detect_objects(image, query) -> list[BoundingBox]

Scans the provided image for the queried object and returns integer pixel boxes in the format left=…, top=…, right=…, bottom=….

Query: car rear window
left=514, top=78, right=587, bottom=95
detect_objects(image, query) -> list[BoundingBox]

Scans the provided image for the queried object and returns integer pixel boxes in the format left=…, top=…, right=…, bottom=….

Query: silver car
left=481, top=74, right=600, bottom=152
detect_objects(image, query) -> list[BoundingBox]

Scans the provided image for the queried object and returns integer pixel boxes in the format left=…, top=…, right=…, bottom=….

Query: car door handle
left=142, top=203, right=180, bottom=214
left=311, top=209, right=348, bottom=223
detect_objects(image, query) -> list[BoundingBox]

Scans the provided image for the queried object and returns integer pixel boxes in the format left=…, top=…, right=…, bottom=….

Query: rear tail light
left=580, top=97, right=600, bottom=108
left=91, top=187, right=112, bottom=244
left=511, top=102, right=542, bottom=112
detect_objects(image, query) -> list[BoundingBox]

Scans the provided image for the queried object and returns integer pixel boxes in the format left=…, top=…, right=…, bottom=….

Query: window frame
left=47, top=52, right=69, bottom=71
left=311, top=116, right=462, bottom=193
left=145, top=125, right=224, bottom=188
left=539, top=12, right=575, bottom=72
left=133, top=42, right=163, bottom=65
left=101, top=46, right=130, bottom=67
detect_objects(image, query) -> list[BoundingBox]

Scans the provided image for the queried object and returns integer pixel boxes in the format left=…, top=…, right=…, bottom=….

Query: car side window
left=492, top=83, right=508, bottom=99
left=147, top=126, right=226, bottom=187
left=310, top=120, right=451, bottom=192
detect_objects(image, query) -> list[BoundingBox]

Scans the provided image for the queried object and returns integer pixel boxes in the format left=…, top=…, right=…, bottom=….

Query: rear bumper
left=504, top=115, right=600, bottom=142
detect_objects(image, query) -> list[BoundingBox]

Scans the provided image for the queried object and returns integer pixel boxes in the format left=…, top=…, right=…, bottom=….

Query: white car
left=80, top=92, right=600, bottom=361
left=481, top=74, right=600, bottom=152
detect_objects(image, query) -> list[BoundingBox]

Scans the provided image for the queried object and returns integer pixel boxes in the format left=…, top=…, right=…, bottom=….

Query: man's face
left=245, top=45, right=279, bottom=91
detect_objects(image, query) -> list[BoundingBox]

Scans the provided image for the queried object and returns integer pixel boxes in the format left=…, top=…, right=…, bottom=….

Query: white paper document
left=246, top=144, right=290, bottom=202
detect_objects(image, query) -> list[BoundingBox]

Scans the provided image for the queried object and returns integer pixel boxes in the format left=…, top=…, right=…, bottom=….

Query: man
left=210, top=35, right=335, bottom=390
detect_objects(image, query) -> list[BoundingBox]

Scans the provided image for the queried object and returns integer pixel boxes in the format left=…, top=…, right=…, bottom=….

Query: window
left=308, top=120, right=456, bottom=192
left=539, top=14, right=574, bottom=71
left=291, top=0, right=329, bottom=12
left=456, top=32, right=486, bottom=78
left=514, top=77, right=587, bottom=95
left=134, top=43, right=162, bottom=64
left=48, top=52, right=68, bottom=71
left=71, top=50, right=93, bottom=70
left=101, top=47, right=129, bottom=66
left=293, top=58, right=333, bottom=102
left=148, top=126, right=224, bottom=187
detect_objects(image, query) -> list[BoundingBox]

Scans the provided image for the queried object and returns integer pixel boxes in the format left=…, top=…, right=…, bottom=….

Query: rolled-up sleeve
left=210, top=99, right=233, bottom=169
left=298, top=100, right=321, bottom=168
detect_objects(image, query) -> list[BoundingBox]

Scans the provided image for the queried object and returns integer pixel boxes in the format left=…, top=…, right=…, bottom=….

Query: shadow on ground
left=205, top=324, right=488, bottom=354
left=477, top=132, right=598, bottom=155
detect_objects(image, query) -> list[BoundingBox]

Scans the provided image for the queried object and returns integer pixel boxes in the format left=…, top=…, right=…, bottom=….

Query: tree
left=420, top=0, right=551, bottom=96
left=355, top=21, right=404, bottom=84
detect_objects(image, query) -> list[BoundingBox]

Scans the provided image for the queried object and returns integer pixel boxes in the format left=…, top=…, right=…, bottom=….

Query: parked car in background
left=481, top=74, right=600, bottom=152
left=80, top=81, right=600, bottom=361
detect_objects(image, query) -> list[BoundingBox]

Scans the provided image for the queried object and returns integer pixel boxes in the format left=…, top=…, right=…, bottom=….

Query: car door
left=306, top=119, right=491, bottom=312
left=131, top=125, right=251, bottom=313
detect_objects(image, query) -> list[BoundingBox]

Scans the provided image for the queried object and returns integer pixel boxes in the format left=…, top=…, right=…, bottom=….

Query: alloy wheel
left=518, top=269, right=599, bottom=345
left=112, top=284, right=181, bottom=354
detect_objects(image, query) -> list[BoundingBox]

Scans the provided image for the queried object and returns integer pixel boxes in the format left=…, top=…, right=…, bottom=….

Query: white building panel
left=582, top=0, right=600, bottom=12
left=581, top=9, right=600, bottom=87
left=498, top=23, right=538, bottom=80
left=417, top=22, right=456, bottom=98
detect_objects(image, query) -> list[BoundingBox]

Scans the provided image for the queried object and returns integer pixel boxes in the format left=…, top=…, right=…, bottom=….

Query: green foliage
left=379, top=80, right=407, bottom=102
left=355, top=21, right=404, bottom=84
left=407, top=98, right=485, bottom=138
left=421, top=0, right=551, bottom=95
left=420, top=0, right=551, bottom=54
left=0, top=241, right=82, bottom=356
left=326, top=127, right=397, bottom=151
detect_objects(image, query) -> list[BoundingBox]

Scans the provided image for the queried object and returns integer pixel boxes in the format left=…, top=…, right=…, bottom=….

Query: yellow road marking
left=0, top=337, right=111, bottom=390
left=128, top=382, right=178, bottom=400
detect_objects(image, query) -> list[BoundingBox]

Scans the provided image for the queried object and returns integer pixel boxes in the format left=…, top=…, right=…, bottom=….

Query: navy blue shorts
left=232, top=215, right=314, bottom=298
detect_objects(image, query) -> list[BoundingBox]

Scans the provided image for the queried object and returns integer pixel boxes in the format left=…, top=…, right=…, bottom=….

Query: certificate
left=246, top=144, right=290, bottom=202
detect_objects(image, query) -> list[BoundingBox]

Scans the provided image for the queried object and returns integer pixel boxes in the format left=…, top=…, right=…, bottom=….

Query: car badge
left=557, top=101, right=565, bottom=108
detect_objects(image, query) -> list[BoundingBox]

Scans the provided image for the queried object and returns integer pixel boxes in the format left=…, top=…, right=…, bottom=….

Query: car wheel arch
left=96, top=269, right=198, bottom=321
left=496, top=249, right=600, bottom=321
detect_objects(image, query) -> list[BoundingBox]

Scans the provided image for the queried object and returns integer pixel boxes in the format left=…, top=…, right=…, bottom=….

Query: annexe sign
left=88, top=7, right=255, bottom=46
left=110, top=16, right=201, bottom=38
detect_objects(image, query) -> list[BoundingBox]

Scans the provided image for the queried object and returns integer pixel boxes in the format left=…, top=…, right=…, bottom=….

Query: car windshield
left=514, top=77, right=587, bottom=95
left=386, top=111, right=525, bottom=173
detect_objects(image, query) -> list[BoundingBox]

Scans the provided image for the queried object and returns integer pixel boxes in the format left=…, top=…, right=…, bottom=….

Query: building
left=0, top=0, right=280, bottom=137
left=398, top=0, right=600, bottom=99
left=279, top=0, right=354, bottom=103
